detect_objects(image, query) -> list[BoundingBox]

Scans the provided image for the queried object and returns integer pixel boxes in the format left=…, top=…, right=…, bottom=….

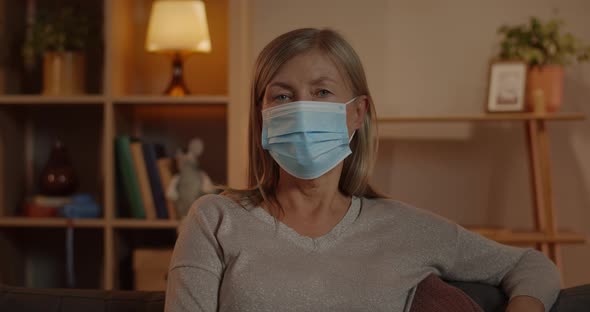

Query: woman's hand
left=505, top=296, right=545, bottom=312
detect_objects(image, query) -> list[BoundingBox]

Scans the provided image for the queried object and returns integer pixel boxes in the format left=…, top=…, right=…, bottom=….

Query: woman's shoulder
left=361, top=197, right=456, bottom=227
left=194, top=193, right=243, bottom=206
left=185, top=194, right=247, bottom=223
left=360, top=197, right=459, bottom=245
left=361, top=197, right=418, bottom=214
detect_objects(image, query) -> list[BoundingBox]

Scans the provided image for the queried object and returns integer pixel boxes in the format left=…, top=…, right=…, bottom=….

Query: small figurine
left=166, top=138, right=215, bottom=218
left=40, top=140, right=78, bottom=196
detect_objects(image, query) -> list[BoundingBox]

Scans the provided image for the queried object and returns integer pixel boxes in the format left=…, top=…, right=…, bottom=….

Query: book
left=157, top=158, right=178, bottom=220
left=114, top=155, right=131, bottom=218
left=115, top=136, right=145, bottom=219
left=142, top=143, right=168, bottom=219
left=32, top=195, right=73, bottom=208
left=130, top=141, right=157, bottom=220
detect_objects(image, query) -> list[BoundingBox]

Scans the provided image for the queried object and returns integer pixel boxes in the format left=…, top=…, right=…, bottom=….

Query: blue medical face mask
left=261, top=97, right=357, bottom=180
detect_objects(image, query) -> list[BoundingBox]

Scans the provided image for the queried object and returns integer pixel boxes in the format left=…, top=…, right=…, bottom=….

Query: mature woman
left=165, top=28, right=560, bottom=312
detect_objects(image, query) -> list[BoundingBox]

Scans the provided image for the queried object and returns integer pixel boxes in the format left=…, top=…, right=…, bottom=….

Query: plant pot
left=526, top=65, right=564, bottom=113
left=42, top=51, right=86, bottom=95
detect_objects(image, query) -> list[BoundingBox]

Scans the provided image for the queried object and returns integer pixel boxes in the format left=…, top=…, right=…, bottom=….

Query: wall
left=232, top=0, right=590, bottom=287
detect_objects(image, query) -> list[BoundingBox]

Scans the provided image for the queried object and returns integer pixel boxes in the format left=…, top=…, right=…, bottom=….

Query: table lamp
left=145, top=0, right=211, bottom=96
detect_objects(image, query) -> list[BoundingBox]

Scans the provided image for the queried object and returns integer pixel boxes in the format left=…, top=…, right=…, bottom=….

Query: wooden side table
left=379, top=112, right=588, bottom=271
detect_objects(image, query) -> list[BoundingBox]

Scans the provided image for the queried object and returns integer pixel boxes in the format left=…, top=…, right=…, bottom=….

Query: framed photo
left=486, top=61, right=527, bottom=112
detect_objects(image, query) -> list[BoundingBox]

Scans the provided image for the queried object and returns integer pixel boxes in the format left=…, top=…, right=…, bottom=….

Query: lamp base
left=164, top=53, right=190, bottom=96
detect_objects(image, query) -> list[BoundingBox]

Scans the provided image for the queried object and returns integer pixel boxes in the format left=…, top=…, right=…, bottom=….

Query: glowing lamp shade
left=145, top=0, right=211, bottom=96
left=146, top=0, right=211, bottom=53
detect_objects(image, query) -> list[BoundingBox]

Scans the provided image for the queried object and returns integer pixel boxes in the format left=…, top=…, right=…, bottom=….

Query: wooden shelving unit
left=378, top=112, right=585, bottom=122
left=112, top=95, right=229, bottom=105
left=0, top=95, right=228, bottom=105
left=0, top=0, right=229, bottom=291
left=0, top=217, right=106, bottom=228
left=469, top=228, right=586, bottom=244
left=381, top=112, right=588, bottom=270
left=0, top=96, right=107, bottom=105
left=111, top=219, right=181, bottom=229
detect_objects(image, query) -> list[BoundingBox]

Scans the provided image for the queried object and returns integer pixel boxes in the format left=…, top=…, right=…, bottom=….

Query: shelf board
left=112, top=219, right=180, bottom=229
left=112, top=95, right=228, bottom=105
left=468, top=227, right=586, bottom=244
left=0, top=95, right=229, bottom=105
left=0, top=217, right=182, bottom=229
left=0, top=95, right=106, bottom=105
left=0, top=217, right=106, bottom=228
left=378, top=112, right=586, bottom=123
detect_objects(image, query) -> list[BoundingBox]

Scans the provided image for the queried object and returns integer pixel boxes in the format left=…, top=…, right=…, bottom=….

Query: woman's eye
left=317, top=89, right=332, bottom=97
left=274, top=94, right=291, bottom=102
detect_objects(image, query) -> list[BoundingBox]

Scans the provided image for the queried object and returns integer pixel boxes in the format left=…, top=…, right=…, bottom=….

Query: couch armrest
left=0, top=284, right=165, bottom=312
left=2, top=282, right=589, bottom=312
left=450, top=281, right=590, bottom=312
left=551, top=284, right=590, bottom=312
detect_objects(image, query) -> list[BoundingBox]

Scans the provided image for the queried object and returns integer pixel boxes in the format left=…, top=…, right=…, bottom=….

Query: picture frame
left=486, top=61, right=527, bottom=113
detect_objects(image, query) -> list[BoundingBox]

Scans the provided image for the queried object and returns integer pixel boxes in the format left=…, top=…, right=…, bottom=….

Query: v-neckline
left=249, top=196, right=361, bottom=252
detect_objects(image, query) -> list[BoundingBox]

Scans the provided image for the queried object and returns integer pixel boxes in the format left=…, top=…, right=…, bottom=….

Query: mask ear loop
left=346, top=96, right=359, bottom=143
left=345, top=96, right=358, bottom=105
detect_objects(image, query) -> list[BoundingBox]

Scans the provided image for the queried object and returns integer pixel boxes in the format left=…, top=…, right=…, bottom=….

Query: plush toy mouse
left=166, top=138, right=215, bottom=218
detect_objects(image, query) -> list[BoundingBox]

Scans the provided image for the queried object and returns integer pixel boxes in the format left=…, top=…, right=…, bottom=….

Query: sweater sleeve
left=440, top=224, right=561, bottom=312
left=165, top=195, right=224, bottom=312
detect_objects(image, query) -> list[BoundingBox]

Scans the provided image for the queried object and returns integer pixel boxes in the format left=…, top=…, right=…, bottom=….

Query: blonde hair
left=225, top=28, right=384, bottom=214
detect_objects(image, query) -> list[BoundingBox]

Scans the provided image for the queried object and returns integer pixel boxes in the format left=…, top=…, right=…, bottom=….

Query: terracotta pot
left=42, top=51, right=86, bottom=95
left=526, top=65, right=564, bottom=113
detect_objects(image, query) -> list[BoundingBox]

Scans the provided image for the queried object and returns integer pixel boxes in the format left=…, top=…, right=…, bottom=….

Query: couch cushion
left=449, top=281, right=507, bottom=312
left=411, top=275, right=483, bottom=312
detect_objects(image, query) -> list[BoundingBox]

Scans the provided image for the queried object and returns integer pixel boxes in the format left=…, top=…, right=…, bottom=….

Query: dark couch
left=1, top=282, right=589, bottom=312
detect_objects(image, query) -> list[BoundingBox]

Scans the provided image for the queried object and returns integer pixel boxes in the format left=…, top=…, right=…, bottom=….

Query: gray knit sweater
left=165, top=194, right=560, bottom=312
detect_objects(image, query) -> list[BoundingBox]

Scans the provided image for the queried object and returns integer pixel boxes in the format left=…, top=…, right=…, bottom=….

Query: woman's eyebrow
left=309, top=76, right=337, bottom=86
left=267, top=81, right=293, bottom=90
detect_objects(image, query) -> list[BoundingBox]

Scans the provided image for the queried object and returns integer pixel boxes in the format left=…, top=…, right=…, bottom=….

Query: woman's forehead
left=268, top=50, right=348, bottom=87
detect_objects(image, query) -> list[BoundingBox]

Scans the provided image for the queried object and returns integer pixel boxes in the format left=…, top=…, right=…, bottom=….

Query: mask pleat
left=267, top=139, right=349, bottom=162
left=267, top=132, right=347, bottom=144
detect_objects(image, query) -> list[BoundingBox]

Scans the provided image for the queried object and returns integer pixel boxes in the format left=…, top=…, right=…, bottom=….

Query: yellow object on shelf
left=133, top=248, right=173, bottom=291
left=533, top=89, right=546, bottom=114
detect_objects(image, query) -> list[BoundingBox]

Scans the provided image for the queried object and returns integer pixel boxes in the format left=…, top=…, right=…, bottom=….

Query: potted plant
left=22, top=7, right=89, bottom=95
left=497, top=17, right=590, bottom=112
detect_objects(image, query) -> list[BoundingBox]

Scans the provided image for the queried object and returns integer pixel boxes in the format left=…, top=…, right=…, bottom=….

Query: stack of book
left=115, top=136, right=177, bottom=220
left=23, top=195, right=72, bottom=217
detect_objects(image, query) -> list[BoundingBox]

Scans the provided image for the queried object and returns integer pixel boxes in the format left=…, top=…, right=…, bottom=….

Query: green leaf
left=496, top=16, right=589, bottom=66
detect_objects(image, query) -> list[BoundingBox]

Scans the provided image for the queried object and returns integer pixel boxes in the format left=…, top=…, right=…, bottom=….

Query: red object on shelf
left=23, top=203, right=58, bottom=217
